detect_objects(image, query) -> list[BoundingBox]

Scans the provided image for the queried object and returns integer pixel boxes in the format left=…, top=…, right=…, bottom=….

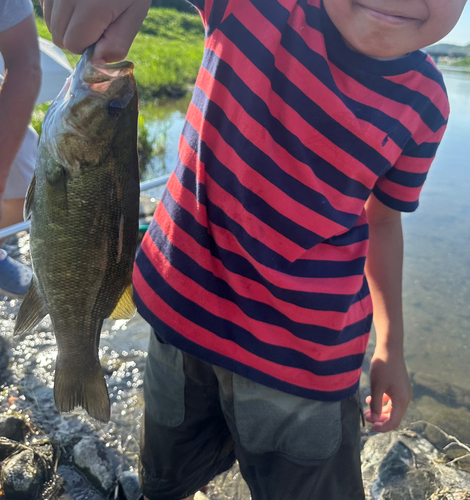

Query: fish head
left=42, top=46, right=137, bottom=175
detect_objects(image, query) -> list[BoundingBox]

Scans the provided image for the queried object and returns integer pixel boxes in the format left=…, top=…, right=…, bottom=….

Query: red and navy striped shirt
left=133, top=0, right=449, bottom=401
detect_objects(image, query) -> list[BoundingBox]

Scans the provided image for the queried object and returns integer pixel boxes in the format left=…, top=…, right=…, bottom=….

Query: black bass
left=14, top=47, right=140, bottom=422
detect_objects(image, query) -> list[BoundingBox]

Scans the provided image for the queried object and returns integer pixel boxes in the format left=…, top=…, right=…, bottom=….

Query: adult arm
left=363, top=193, right=413, bottom=433
left=0, top=14, right=41, bottom=204
left=41, top=0, right=151, bottom=63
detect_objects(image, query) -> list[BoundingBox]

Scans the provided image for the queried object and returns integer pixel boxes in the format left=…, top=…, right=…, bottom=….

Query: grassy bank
left=453, top=57, right=470, bottom=67
left=35, top=8, right=205, bottom=100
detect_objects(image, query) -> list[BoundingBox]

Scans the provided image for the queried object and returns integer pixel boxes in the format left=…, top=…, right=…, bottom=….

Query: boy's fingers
left=42, top=0, right=53, bottom=31
left=371, top=397, right=407, bottom=433
left=94, top=1, right=151, bottom=63
left=50, top=2, right=76, bottom=50
left=62, top=5, right=115, bottom=55
left=368, top=388, right=385, bottom=422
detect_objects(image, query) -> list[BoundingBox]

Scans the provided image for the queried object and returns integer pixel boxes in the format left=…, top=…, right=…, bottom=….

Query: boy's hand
left=364, top=346, right=412, bottom=433
left=41, top=0, right=151, bottom=63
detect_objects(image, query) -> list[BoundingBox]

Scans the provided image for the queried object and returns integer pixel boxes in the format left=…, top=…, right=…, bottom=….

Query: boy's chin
left=344, top=37, right=416, bottom=60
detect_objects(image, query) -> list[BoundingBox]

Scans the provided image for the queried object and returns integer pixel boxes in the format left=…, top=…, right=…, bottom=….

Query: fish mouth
left=78, top=45, right=135, bottom=90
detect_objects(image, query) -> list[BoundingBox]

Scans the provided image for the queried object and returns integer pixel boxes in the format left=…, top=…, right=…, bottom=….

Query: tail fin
left=54, top=356, right=110, bottom=423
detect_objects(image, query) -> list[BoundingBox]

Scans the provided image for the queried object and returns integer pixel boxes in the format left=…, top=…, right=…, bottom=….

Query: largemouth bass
left=14, top=47, right=140, bottom=422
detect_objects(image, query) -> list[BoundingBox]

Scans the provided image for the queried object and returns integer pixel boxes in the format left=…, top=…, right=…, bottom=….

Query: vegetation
left=35, top=7, right=204, bottom=99
left=151, top=0, right=198, bottom=13
left=453, top=57, right=470, bottom=67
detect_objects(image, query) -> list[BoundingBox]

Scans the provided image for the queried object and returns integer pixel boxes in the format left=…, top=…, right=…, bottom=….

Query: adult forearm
left=365, top=214, right=404, bottom=352
left=0, top=64, right=41, bottom=193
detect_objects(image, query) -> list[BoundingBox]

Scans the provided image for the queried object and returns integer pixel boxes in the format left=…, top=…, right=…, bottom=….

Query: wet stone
left=117, top=470, right=141, bottom=500
left=0, top=413, right=31, bottom=442
left=429, top=488, right=470, bottom=500
left=73, top=436, right=117, bottom=494
left=361, top=430, right=470, bottom=500
left=0, top=437, right=55, bottom=500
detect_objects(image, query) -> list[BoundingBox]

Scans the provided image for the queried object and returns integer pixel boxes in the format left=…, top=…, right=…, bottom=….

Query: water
left=0, top=67, right=469, bottom=499
left=400, top=68, right=470, bottom=384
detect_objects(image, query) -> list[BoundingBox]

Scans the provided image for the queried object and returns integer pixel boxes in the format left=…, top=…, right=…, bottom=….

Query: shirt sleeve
left=0, top=0, right=34, bottom=33
left=372, top=124, right=447, bottom=212
left=186, top=0, right=231, bottom=34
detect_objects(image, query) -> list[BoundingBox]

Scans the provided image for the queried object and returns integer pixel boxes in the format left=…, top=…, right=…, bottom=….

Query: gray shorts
left=140, top=330, right=365, bottom=500
left=4, top=125, right=37, bottom=200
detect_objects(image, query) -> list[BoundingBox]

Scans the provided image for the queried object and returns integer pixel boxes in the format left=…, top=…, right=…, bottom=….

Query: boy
left=43, top=0, right=466, bottom=498
left=0, top=0, right=41, bottom=297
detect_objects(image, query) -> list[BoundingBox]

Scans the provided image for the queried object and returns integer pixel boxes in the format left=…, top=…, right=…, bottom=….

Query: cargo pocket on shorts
left=232, top=374, right=342, bottom=464
left=143, top=330, right=185, bottom=427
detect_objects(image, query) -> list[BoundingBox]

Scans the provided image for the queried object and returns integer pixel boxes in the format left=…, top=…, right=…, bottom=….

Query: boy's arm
left=364, top=193, right=413, bottom=433
left=0, top=14, right=41, bottom=214
left=41, top=0, right=151, bottom=63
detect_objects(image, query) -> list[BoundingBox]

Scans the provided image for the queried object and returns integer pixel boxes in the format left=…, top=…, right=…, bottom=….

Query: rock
left=0, top=437, right=56, bottom=500
left=361, top=430, right=470, bottom=500
left=429, top=489, right=470, bottom=500
left=73, top=436, right=117, bottom=494
left=117, top=471, right=141, bottom=500
left=0, top=413, right=31, bottom=442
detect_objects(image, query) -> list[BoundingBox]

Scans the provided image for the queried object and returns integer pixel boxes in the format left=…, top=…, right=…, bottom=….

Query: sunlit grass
left=35, top=8, right=205, bottom=100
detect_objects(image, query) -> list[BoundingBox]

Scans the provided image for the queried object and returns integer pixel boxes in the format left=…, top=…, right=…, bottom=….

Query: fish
left=14, top=46, right=140, bottom=422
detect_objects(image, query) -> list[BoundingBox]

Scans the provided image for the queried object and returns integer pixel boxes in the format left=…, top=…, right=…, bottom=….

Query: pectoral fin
left=14, top=278, right=48, bottom=335
left=24, top=173, right=36, bottom=220
left=109, top=284, right=136, bottom=320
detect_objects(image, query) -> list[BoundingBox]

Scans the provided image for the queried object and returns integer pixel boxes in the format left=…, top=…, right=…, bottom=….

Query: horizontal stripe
left=149, top=190, right=370, bottom=311
left=147, top=211, right=372, bottom=344
left=373, top=185, right=419, bottom=212
left=194, top=65, right=367, bottom=219
left=385, top=168, right=428, bottom=189
left=384, top=70, right=449, bottom=120
left=220, top=14, right=391, bottom=177
left=134, top=284, right=362, bottom=400
left=185, top=102, right=341, bottom=246
left=242, top=1, right=403, bottom=162
left=392, top=156, right=436, bottom=175
left=161, top=186, right=367, bottom=278
left=154, top=193, right=372, bottom=327
left=329, top=64, right=436, bottom=146
left=201, top=47, right=372, bottom=199
left=161, top=179, right=370, bottom=295
left=135, top=250, right=366, bottom=376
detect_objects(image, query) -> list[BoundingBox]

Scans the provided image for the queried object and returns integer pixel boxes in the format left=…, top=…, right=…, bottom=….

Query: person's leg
left=0, top=198, right=26, bottom=246
left=0, top=197, right=32, bottom=297
left=214, top=367, right=365, bottom=500
left=139, top=330, right=236, bottom=500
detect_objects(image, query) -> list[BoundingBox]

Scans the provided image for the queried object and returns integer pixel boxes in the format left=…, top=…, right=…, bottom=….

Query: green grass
left=453, top=57, right=470, bottom=67
left=35, top=8, right=205, bottom=100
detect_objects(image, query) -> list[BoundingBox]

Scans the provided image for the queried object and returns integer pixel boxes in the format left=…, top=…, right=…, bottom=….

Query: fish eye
left=107, top=99, right=125, bottom=118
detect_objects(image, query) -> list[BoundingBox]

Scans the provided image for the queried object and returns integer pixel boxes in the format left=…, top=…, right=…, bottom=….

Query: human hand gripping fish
left=14, top=46, right=140, bottom=422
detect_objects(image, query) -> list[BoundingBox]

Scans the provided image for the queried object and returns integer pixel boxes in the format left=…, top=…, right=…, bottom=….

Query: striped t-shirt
left=134, top=0, right=449, bottom=401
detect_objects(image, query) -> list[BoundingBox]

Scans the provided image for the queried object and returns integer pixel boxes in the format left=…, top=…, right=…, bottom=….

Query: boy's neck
left=342, top=36, right=409, bottom=61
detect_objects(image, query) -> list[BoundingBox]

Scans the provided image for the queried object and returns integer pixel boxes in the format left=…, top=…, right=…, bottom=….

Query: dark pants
left=140, top=330, right=365, bottom=500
